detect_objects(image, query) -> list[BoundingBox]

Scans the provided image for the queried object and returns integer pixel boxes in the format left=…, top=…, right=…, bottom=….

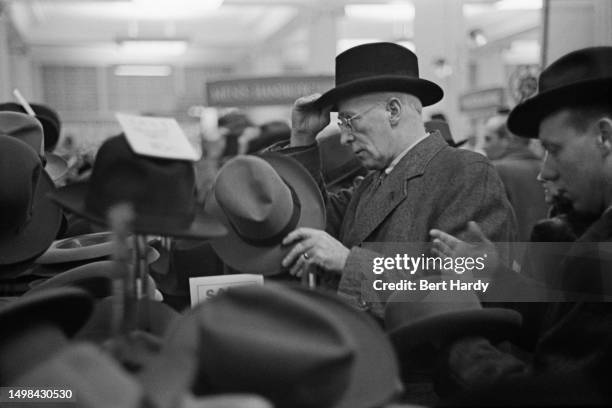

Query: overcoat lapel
left=342, top=132, right=448, bottom=247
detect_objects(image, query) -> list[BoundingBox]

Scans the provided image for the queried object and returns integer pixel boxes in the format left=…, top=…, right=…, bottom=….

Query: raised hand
left=290, top=94, right=331, bottom=146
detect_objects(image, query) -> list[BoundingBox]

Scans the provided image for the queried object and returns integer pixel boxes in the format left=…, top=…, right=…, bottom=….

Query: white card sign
left=116, top=113, right=200, bottom=161
left=189, top=274, right=264, bottom=306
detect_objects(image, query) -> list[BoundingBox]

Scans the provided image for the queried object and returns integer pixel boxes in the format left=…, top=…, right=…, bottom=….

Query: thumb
left=466, top=221, right=490, bottom=243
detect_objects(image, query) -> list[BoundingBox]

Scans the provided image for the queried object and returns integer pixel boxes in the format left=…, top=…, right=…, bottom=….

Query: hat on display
left=205, top=153, right=325, bottom=275
left=508, top=46, right=612, bottom=138
left=139, top=284, right=400, bottom=408
left=0, top=111, right=68, bottom=181
left=315, top=42, right=443, bottom=110
left=385, top=278, right=521, bottom=366
left=0, top=101, right=61, bottom=152
left=48, top=134, right=227, bottom=239
left=0, top=287, right=94, bottom=383
left=425, top=120, right=467, bottom=148
left=0, top=135, right=62, bottom=266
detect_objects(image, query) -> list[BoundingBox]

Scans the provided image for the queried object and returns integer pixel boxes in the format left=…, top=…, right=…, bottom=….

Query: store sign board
left=459, top=88, right=505, bottom=112
left=206, top=76, right=334, bottom=107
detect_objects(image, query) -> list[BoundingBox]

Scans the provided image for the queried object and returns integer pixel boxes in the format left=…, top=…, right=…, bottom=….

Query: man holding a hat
left=429, top=47, right=612, bottom=402
left=277, top=42, right=516, bottom=314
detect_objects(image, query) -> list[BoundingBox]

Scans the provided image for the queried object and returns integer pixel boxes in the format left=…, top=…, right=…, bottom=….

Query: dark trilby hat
left=508, top=46, right=612, bottom=138
left=0, top=135, right=62, bottom=265
left=315, top=42, right=443, bottom=110
left=139, top=284, right=400, bottom=408
left=48, top=134, right=227, bottom=239
left=0, top=102, right=61, bottom=152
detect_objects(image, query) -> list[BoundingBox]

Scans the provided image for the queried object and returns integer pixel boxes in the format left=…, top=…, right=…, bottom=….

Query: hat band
left=226, top=181, right=302, bottom=247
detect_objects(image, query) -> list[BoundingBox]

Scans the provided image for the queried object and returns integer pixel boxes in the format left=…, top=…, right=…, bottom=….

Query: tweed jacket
left=279, top=132, right=517, bottom=316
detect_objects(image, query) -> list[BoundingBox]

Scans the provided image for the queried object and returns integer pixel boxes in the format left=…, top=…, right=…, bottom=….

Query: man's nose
left=538, top=151, right=558, bottom=182
left=339, top=130, right=354, bottom=145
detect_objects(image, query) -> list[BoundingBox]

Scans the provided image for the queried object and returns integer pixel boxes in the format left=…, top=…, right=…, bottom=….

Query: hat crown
left=385, top=285, right=482, bottom=332
left=214, top=156, right=295, bottom=241
left=336, top=42, right=419, bottom=86
left=0, top=111, right=44, bottom=155
left=85, top=135, right=197, bottom=226
left=0, top=136, right=41, bottom=237
left=539, top=46, right=612, bottom=93
left=192, top=285, right=356, bottom=408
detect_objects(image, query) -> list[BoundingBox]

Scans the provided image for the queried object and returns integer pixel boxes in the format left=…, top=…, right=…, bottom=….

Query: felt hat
left=0, top=135, right=62, bottom=265
left=508, top=46, right=612, bottom=138
left=48, top=134, right=227, bottom=239
left=425, top=120, right=467, bottom=148
left=205, top=153, right=326, bottom=275
left=0, top=111, right=68, bottom=181
left=315, top=42, right=443, bottom=110
left=0, top=287, right=93, bottom=383
left=0, top=101, right=61, bottom=152
left=35, top=232, right=160, bottom=265
left=318, top=132, right=367, bottom=188
left=385, top=278, right=521, bottom=365
left=139, top=284, right=400, bottom=408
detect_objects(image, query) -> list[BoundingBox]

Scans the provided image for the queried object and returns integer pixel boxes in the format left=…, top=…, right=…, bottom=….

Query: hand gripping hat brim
left=315, top=42, right=443, bottom=111
left=205, top=153, right=326, bottom=276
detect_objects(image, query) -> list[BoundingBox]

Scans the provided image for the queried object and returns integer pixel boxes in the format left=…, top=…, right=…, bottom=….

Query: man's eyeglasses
left=337, top=103, right=380, bottom=133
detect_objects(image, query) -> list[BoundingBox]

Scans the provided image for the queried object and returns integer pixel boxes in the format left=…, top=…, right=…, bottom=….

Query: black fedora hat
left=425, top=120, right=467, bottom=148
left=508, top=46, right=612, bottom=138
left=315, top=42, right=443, bottom=110
left=0, top=135, right=62, bottom=265
left=48, top=134, right=227, bottom=239
left=0, top=102, right=61, bottom=152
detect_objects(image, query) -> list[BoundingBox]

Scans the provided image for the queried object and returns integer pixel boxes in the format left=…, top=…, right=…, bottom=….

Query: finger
left=282, top=241, right=307, bottom=268
left=282, top=228, right=313, bottom=246
left=430, top=229, right=460, bottom=250
left=294, top=94, right=322, bottom=108
left=289, top=254, right=307, bottom=278
left=467, top=221, right=491, bottom=243
left=432, top=238, right=454, bottom=257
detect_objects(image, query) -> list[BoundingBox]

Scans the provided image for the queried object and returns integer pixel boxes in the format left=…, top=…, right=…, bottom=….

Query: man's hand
left=281, top=228, right=349, bottom=278
left=430, top=221, right=500, bottom=273
left=290, top=94, right=331, bottom=147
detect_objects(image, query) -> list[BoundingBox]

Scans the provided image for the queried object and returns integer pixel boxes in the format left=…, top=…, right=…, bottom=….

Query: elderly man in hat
left=429, top=47, right=612, bottom=403
left=276, top=42, right=516, bottom=315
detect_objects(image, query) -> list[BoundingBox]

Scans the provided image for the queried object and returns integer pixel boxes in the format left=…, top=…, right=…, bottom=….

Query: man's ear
left=596, top=117, right=612, bottom=155
left=386, top=98, right=402, bottom=126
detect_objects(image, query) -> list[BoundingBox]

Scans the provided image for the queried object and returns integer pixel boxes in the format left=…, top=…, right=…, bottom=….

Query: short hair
left=563, top=103, right=612, bottom=133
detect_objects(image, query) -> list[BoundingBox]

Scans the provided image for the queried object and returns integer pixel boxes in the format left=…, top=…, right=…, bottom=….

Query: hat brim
left=205, top=154, right=326, bottom=276
left=292, top=287, right=400, bottom=408
left=45, top=153, right=68, bottom=181
left=48, top=183, right=227, bottom=240
left=388, top=308, right=522, bottom=358
left=0, top=171, right=62, bottom=266
left=508, top=78, right=612, bottom=138
left=315, top=76, right=444, bottom=111
left=3, top=287, right=93, bottom=336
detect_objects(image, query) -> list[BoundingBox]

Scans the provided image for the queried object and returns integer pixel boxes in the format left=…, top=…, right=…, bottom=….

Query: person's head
left=537, top=104, right=612, bottom=217
left=337, top=91, right=425, bottom=170
left=482, top=114, right=529, bottom=160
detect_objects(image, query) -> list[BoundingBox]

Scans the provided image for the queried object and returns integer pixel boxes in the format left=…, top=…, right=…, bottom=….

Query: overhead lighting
left=117, top=39, right=188, bottom=57
left=114, top=65, right=172, bottom=77
left=496, top=0, right=542, bottom=10
left=344, top=2, right=415, bottom=20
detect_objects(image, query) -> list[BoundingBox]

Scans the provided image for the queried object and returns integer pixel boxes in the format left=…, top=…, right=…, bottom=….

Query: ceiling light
left=117, top=39, right=188, bottom=57
left=114, top=65, right=172, bottom=77
left=344, top=2, right=415, bottom=20
left=496, top=0, right=542, bottom=10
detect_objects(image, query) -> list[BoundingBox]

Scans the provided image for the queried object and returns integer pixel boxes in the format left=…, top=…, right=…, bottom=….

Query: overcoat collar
left=345, top=132, right=448, bottom=246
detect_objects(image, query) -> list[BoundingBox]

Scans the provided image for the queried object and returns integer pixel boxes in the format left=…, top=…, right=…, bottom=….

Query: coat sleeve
left=267, top=142, right=355, bottom=238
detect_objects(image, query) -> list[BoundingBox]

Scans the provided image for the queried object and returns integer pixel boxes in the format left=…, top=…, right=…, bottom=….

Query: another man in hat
left=482, top=111, right=548, bottom=241
left=429, top=46, right=612, bottom=403
left=277, top=42, right=516, bottom=315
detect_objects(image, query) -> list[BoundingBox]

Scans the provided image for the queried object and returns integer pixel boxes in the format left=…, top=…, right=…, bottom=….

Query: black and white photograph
left=1, top=0, right=612, bottom=406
